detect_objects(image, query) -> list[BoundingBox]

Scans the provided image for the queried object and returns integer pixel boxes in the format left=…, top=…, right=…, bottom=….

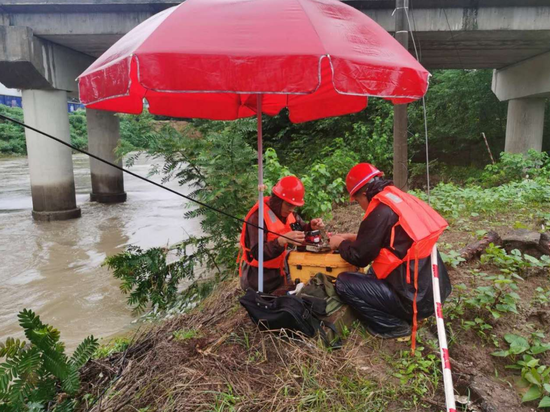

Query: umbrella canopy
left=78, top=0, right=429, bottom=123
left=78, top=0, right=430, bottom=293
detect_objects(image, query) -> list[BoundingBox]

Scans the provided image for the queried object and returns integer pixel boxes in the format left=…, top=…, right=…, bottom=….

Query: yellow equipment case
left=286, top=251, right=359, bottom=283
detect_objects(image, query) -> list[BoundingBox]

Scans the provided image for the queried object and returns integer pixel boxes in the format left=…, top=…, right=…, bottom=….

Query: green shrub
left=465, top=271, right=520, bottom=320
left=0, top=309, right=98, bottom=411
left=409, top=162, right=483, bottom=187
left=492, top=332, right=550, bottom=408
left=105, top=123, right=257, bottom=314
left=104, top=241, right=220, bottom=314
left=346, top=114, right=393, bottom=174
left=0, top=106, right=163, bottom=156
left=173, top=329, right=201, bottom=341
left=117, top=110, right=161, bottom=155
left=462, top=317, right=499, bottom=347
left=93, top=337, right=131, bottom=359
left=414, top=178, right=550, bottom=220
left=191, top=99, right=393, bottom=178
left=480, top=150, right=550, bottom=187
left=440, top=250, right=466, bottom=268
left=0, top=106, right=26, bottom=155
left=481, top=244, right=550, bottom=276
left=532, top=287, right=550, bottom=306
left=264, top=138, right=359, bottom=220
left=391, top=345, right=440, bottom=407
left=68, top=110, right=88, bottom=151
left=408, top=69, right=507, bottom=162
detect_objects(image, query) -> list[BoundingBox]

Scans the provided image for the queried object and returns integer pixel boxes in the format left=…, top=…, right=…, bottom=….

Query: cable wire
left=0, top=113, right=299, bottom=243
left=404, top=3, right=431, bottom=204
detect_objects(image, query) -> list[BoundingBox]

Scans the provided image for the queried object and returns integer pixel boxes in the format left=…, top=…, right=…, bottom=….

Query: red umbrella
left=78, top=0, right=429, bottom=292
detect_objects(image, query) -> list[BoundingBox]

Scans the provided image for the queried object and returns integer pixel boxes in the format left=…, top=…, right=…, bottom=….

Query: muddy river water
left=0, top=154, right=201, bottom=349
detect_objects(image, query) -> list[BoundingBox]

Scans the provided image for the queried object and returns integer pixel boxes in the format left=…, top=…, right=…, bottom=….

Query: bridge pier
left=22, top=89, right=81, bottom=221
left=86, top=109, right=126, bottom=203
left=0, top=26, right=94, bottom=220
left=492, top=51, right=550, bottom=154
left=504, top=98, right=545, bottom=153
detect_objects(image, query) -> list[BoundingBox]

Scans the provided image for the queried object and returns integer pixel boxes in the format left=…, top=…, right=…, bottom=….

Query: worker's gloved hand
left=278, top=231, right=306, bottom=246
left=310, top=218, right=325, bottom=230
left=329, top=235, right=345, bottom=250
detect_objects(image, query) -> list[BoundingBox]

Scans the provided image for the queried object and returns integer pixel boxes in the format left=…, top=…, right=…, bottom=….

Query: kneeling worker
left=239, top=176, right=324, bottom=293
left=330, top=163, right=451, bottom=341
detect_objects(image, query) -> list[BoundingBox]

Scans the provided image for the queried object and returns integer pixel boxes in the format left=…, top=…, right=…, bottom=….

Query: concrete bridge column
left=492, top=51, right=550, bottom=154
left=504, top=98, right=545, bottom=153
left=86, top=109, right=126, bottom=203
left=22, top=89, right=81, bottom=221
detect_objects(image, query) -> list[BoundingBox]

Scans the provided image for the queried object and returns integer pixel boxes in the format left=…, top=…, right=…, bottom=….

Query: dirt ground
left=79, top=203, right=550, bottom=412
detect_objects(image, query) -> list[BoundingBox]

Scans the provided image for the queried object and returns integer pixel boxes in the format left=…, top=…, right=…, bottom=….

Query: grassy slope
left=80, top=198, right=550, bottom=412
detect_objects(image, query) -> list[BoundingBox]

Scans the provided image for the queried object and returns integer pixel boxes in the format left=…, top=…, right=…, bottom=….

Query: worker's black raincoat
left=336, top=180, right=452, bottom=336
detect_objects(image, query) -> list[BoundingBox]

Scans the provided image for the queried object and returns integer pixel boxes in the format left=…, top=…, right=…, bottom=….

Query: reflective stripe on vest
left=363, top=186, right=448, bottom=280
left=239, top=196, right=296, bottom=274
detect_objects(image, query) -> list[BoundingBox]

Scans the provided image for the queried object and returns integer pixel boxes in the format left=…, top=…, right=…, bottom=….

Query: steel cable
left=0, top=113, right=299, bottom=243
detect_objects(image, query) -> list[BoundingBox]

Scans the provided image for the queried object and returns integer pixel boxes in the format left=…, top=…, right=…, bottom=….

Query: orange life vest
left=363, top=186, right=448, bottom=280
left=238, top=196, right=296, bottom=277
left=363, top=186, right=448, bottom=352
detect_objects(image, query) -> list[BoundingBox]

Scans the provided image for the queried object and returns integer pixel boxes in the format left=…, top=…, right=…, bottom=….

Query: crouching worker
left=330, top=163, right=451, bottom=342
left=239, top=176, right=325, bottom=293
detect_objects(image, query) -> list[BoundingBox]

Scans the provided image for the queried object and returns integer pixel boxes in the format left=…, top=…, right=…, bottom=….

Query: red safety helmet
left=346, top=163, right=384, bottom=200
left=272, top=176, right=305, bottom=206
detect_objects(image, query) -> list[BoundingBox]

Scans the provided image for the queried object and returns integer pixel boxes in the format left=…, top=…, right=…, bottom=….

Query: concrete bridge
left=1, top=0, right=549, bottom=219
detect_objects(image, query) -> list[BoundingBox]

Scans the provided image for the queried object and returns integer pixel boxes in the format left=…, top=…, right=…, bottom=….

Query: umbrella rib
left=294, top=0, right=328, bottom=56
left=132, top=0, right=191, bottom=56
left=78, top=5, right=180, bottom=80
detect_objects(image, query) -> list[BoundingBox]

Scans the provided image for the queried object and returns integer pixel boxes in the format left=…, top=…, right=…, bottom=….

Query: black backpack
left=239, top=288, right=340, bottom=347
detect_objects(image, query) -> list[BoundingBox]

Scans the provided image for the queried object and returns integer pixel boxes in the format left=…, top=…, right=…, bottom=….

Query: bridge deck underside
left=2, top=1, right=550, bottom=70
left=37, top=30, right=550, bottom=70
left=411, top=31, right=550, bottom=69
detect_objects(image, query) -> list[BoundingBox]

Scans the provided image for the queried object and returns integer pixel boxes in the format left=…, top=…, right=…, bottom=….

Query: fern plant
left=0, top=309, right=98, bottom=412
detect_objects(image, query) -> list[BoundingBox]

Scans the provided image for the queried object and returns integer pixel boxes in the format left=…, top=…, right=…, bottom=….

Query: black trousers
left=335, top=271, right=434, bottom=335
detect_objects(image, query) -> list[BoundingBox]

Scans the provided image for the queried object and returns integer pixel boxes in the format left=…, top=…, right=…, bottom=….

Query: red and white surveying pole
left=431, top=245, right=457, bottom=412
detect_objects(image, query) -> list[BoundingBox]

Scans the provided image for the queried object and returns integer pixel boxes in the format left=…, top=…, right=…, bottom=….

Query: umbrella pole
left=257, top=94, right=264, bottom=293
